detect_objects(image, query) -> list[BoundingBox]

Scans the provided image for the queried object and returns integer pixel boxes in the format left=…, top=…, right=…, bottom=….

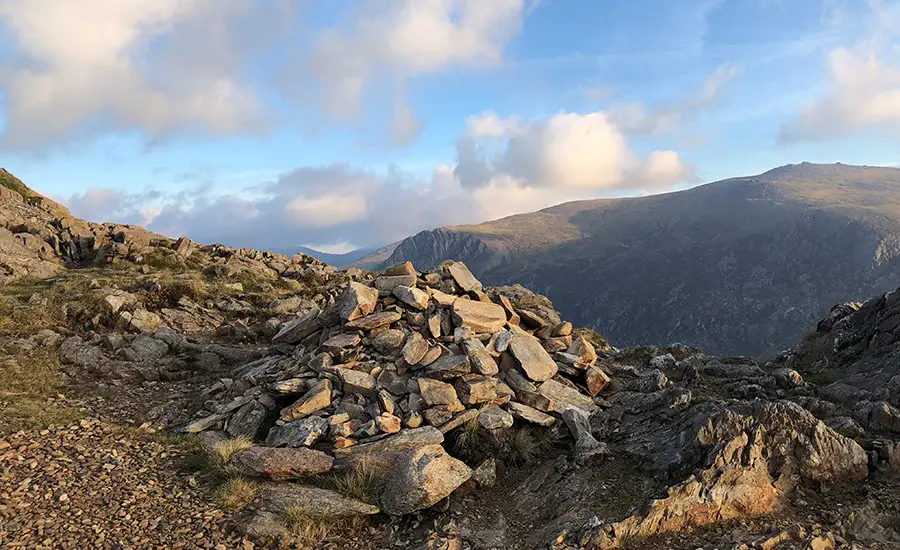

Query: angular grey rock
left=265, top=416, right=329, bottom=447
left=536, top=379, right=597, bottom=414
left=451, top=298, right=507, bottom=333
left=425, top=354, right=471, bottom=380
left=478, top=405, right=514, bottom=430
left=272, top=307, right=323, bottom=344
left=338, top=282, right=379, bottom=322
left=226, top=400, right=268, bottom=439
left=402, top=332, right=429, bottom=365
left=322, top=333, right=361, bottom=352
left=335, top=367, right=377, bottom=394
left=374, top=274, right=417, bottom=295
left=446, top=261, right=483, bottom=293
left=506, top=401, right=556, bottom=426
left=509, top=332, right=559, bottom=382
left=380, top=444, right=472, bottom=515
left=373, top=329, right=406, bottom=353
left=393, top=285, right=430, bottom=310
left=462, top=338, right=499, bottom=376
left=471, top=458, right=497, bottom=487
left=439, top=409, right=479, bottom=433
left=562, top=408, right=606, bottom=458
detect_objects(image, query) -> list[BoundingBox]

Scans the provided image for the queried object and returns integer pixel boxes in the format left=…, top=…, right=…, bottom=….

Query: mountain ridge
left=367, top=162, right=900, bottom=357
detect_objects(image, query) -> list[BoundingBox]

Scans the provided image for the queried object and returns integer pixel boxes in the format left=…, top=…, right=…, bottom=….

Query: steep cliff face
left=370, top=163, right=900, bottom=357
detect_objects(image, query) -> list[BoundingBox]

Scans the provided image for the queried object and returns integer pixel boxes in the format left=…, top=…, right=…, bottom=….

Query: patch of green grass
left=0, top=397, right=87, bottom=434
left=0, top=347, right=86, bottom=434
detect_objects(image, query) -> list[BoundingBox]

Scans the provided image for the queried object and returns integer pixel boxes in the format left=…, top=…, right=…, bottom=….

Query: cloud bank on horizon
left=1, top=0, right=899, bottom=252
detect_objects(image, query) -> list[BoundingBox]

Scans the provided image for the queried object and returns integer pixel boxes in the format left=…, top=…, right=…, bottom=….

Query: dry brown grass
left=282, top=509, right=368, bottom=548
left=334, top=455, right=389, bottom=505
left=215, top=477, right=257, bottom=511
left=210, top=436, right=253, bottom=476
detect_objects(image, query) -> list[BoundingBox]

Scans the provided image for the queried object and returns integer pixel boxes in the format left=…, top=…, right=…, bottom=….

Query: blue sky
left=1, top=0, right=898, bottom=253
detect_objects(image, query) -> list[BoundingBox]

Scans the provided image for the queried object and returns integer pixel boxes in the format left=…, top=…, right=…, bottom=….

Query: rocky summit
left=2, top=171, right=900, bottom=549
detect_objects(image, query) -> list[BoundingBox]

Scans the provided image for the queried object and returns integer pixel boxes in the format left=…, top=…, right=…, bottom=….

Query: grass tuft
left=334, top=456, right=389, bottom=505
left=215, top=477, right=257, bottom=511
left=211, top=436, right=253, bottom=475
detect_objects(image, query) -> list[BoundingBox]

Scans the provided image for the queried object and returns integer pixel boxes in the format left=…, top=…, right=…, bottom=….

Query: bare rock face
left=380, top=444, right=472, bottom=515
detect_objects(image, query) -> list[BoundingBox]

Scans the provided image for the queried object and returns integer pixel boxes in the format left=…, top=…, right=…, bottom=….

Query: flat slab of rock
left=333, top=426, right=444, bottom=458
left=232, top=446, right=333, bottom=480
left=438, top=409, right=479, bottom=434
left=451, top=299, right=507, bottom=334
left=279, top=379, right=333, bottom=422
left=462, top=338, right=499, bottom=376
left=266, top=416, right=329, bottom=447
left=402, top=332, right=429, bottom=364
left=322, top=333, right=361, bottom=351
left=536, top=379, right=597, bottom=414
left=419, top=378, right=458, bottom=406
left=479, top=405, right=514, bottom=430
left=375, top=274, right=417, bottom=295
left=509, top=332, right=559, bottom=382
left=346, top=311, right=402, bottom=330
left=446, top=262, right=483, bottom=293
left=506, top=401, right=556, bottom=426
left=335, top=367, right=376, bottom=394
left=339, top=282, right=379, bottom=322
left=272, top=307, right=322, bottom=344
left=425, top=354, right=471, bottom=380
left=259, top=483, right=380, bottom=517
left=455, top=374, right=499, bottom=405
left=393, top=285, right=429, bottom=310
left=380, top=444, right=472, bottom=515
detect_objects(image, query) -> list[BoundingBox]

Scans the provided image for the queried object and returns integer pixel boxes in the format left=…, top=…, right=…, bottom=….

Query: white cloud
left=285, top=195, right=368, bottom=227
left=307, top=0, right=527, bottom=137
left=782, top=47, right=900, bottom=141
left=302, top=242, right=361, bottom=255
left=0, top=0, right=287, bottom=149
left=456, top=111, right=689, bottom=192
left=608, top=63, right=739, bottom=138
left=64, top=108, right=690, bottom=250
left=781, top=0, right=900, bottom=141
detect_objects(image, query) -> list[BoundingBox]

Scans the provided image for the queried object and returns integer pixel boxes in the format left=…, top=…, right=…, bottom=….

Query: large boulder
left=380, top=444, right=472, bottom=515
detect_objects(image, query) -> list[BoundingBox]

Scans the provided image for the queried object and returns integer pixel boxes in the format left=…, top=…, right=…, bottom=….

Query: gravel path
left=0, top=417, right=253, bottom=549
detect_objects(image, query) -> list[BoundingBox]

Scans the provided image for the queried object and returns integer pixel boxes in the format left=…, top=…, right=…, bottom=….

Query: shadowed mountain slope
left=370, top=163, right=900, bottom=357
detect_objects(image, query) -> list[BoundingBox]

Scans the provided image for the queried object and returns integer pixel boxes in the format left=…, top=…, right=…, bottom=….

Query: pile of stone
left=186, top=260, right=610, bottom=512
